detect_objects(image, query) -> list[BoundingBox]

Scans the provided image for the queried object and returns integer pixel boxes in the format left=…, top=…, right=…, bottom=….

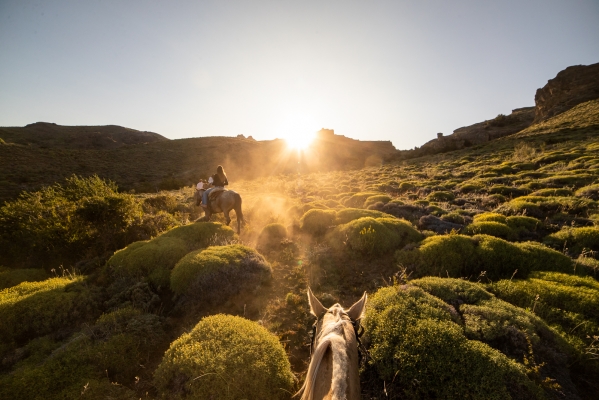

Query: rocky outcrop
left=418, top=106, right=535, bottom=154
left=534, top=62, right=599, bottom=123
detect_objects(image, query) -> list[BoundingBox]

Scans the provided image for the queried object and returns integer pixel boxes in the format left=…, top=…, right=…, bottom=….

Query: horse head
left=298, top=288, right=367, bottom=400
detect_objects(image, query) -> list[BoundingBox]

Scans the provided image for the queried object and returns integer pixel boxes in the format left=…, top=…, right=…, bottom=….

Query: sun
left=285, top=131, right=316, bottom=150
left=279, top=114, right=317, bottom=150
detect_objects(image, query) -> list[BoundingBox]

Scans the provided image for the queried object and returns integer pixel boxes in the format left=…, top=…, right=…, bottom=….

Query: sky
left=0, top=1, right=598, bottom=150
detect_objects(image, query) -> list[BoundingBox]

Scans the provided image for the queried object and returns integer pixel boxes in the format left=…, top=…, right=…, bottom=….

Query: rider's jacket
left=212, top=174, right=228, bottom=187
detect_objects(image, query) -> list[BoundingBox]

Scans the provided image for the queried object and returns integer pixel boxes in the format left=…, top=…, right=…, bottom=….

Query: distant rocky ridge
left=400, top=62, right=599, bottom=159
left=416, top=107, right=535, bottom=155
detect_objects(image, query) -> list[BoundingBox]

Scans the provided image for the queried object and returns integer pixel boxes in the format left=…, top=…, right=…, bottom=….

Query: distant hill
left=0, top=126, right=397, bottom=203
left=0, top=122, right=168, bottom=150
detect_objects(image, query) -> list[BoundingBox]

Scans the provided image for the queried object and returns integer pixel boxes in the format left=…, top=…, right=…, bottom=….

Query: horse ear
left=346, top=292, right=367, bottom=321
left=308, top=287, right=327, bottom=318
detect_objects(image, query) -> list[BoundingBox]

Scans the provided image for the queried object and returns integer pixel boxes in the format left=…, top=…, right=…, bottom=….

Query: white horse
left=297, top=288, right=367, bottom=400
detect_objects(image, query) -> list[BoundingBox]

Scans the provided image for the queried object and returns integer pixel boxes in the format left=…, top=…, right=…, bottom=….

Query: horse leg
left=234, top=193, right=243, bottom=234
left=224, top=209, right=231, bottom=226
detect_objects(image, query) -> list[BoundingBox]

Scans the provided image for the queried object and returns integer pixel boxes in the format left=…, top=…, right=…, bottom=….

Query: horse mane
left=298, top=319, right=351, bottom=400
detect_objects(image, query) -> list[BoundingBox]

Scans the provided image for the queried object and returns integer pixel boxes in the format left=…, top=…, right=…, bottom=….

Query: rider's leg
left=202, top=188, right=211, bottom=206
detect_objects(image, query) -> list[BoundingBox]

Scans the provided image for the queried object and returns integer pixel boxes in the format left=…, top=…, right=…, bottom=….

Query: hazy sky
left=1, top=1, right=598, bottom=150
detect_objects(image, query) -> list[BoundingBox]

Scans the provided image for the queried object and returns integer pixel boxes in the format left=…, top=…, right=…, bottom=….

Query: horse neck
left=302, top=319, right=360, bottom=400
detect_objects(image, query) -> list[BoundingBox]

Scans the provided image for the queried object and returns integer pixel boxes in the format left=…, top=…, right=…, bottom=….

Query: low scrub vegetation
left=154, top=314, right=294, bottom=399
left=170, top=244, right=272, bottom=302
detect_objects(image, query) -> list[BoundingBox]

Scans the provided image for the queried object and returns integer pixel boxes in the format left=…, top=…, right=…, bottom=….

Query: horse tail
left=234, top=191, right=244, bottom=234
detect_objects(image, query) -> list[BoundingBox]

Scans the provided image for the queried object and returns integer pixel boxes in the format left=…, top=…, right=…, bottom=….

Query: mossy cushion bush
left=487, top=272, right=599, bottom=396
left=496, top=196, right=596, bottom=218
left=108, top=222, right=235, bottom=287
left=0, top=277, right=98, bottom=348
left=531, top=188, right=574, bottom=197
left=575, top=183, right=599, bottom=200
left=299, top=208, right=336, bottom=235
left=544, top=227, right=599, bottom=257
left=327, top=217, right=422, bottom=256
left=154, top=314, right=294, bottom=400
left=0, top=267, right=48, bottom=290
left=463, top=221, right=516, bottom=240
left=0, top=307, right=163, bottom=400
left=159, top=221, right=236, bottom=250
left=474, top=212, right=508, bottom=224
left=170, top=244, right=271, bottom=301
left=343, top=192, right=381, bottom=208
left=335, top=207, right=387, bottom=224
left=488, top=272, right=599, bottom=340
left=256, top=223, right=287, bottom=249
left=396, top=234, right=573, bottom=280
left=539, top=173, right=596, bottom=187
left=363, top=194, right=392, bottom=208
left=363, top=285, right=544, bottom=399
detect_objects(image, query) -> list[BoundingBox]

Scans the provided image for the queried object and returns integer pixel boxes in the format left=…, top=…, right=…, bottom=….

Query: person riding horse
left=201, top=165, right=228, bottom=209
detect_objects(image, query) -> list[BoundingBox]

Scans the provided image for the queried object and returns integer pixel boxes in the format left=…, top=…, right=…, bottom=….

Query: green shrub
left=398, top=181, right=416, bottom=192
left=474, top=212, right=507, bottom=224
left=426, top=191, right=455, bottom=201
left=464, top=221, right=515, bottom=240
left=410, top=277, right=585, bottom=396
left=488, top=271, right=599, bottom=337
left=299, top=208, right=337, bottom=235
left=154, top=314, right=294, bottom=400
left=440, top=212, right=467, bottom=224
left=335, top=208, right=387, bottom=224
left=396, top=234, right=477, bottom=277
left=343, top=192, right=381, bottom=208
left=160, top=221, right=236, bottom=249
left=108, top=237, right=188, bottom=288
left=108, top=222, right=236, bottom=287
left=363, top=285, right=543, bottom=399
left=170, top=245, right=271, bottom=300
left=497, top=195, right=597, bottom=218
left=396, top=234, right=573, bottom=280
left=457, top=182, right=483, bottom=193
left=0, top=277, right=98, bottom=347
left=363, top=194, right=392, bottom=208
left=489, top=185, right=529, bottom=197
left=327, top=217, right=421, bottom=256
left=575, top=183, right=599, bottom=200
left=531, top=188, right=574, bottom=197
left=0, top=175, right=146, bottom=269
left=506, top=216, right=541, bottom=231
left=539, top=174, right=595, bottom=187
left=0, top=267, right=49, bottom=290
left=0, top=307, right=163, bottom=400
left=256, top=223, right=287, bottom=249
left=544, top=227, right=599, bottom=256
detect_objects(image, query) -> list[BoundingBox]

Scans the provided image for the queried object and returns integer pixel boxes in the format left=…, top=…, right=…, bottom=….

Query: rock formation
left=533, top=62, right=599, bottom=123
left=417, top=107, right=535, bottom=154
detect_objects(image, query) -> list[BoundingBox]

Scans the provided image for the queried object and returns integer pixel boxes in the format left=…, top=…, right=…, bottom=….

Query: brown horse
left=297, top=288, right=367, bottom=400
left=197, top=189, right=244, bottom=234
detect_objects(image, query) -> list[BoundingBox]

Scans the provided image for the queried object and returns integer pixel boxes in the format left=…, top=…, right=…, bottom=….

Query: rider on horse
left=201, top=165, right=228, bottom=209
